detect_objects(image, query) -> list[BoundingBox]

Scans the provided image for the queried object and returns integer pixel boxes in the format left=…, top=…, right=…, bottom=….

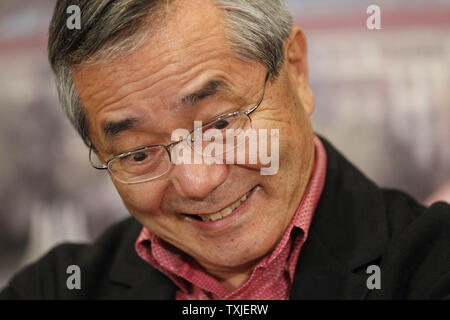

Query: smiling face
left=72, top=0, right=316, bottom=287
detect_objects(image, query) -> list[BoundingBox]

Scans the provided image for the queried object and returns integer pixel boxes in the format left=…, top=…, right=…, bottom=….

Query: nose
left=171, top=162, right=228, bottom=200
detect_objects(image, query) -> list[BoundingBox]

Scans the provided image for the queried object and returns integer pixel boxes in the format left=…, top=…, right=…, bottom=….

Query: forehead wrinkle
left=77, top=49, right=182, bottom=116
left=89, top=49, right=224, bottom=118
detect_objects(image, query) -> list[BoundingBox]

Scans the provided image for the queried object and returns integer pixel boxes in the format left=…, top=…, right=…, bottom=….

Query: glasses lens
left=108, top=146, right=170, bottom=184
left=187, top=112, right=252, bottom=158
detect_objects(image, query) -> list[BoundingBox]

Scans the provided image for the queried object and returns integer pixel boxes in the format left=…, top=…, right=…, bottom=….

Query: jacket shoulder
left=0, top=217, right=140, bottom=299
left=376, top=189, right=450, bottom=299
left=381, top=189, right=427, bottom=235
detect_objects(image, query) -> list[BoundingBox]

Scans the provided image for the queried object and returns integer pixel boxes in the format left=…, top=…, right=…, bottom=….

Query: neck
left=200, top=259, right=261, bottom=292
left=220, top=271, right=253, bottom=292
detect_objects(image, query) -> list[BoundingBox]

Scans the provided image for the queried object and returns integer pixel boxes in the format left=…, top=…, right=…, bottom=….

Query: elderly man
left=1, top=0, right=449, bottom=300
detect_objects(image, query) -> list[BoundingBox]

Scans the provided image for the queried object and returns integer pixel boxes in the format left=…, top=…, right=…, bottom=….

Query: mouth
left=182, top=187, right=256, bottom=223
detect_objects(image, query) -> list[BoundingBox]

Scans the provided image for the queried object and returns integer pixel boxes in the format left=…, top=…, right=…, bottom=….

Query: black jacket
left=1, top=137, right=449, bottom=299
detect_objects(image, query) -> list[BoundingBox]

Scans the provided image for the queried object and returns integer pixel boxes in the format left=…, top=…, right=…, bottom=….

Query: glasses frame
left=89, top=71, right=271, bottom=184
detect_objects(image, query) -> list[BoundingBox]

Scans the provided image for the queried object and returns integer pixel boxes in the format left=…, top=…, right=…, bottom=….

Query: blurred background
left=0, top=0, right=449, bottom=288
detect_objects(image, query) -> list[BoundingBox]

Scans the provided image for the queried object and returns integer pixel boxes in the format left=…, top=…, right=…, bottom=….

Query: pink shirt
left=135, top=136, right=327, bottom=299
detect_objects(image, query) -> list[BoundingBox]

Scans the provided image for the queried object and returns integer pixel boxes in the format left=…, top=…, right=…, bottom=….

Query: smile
left=183, top=188, right=255, bottom=223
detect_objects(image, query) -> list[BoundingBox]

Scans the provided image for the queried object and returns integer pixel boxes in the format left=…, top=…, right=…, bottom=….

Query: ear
left=285, top=27, right=315, bottom=116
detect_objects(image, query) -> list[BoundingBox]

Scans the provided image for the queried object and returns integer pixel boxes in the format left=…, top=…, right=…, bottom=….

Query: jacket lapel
left=290, top=229, right=370, bottom=299
left=108, top=219, right=176, bottom=299
left=291, top=137, right=389, bottom=299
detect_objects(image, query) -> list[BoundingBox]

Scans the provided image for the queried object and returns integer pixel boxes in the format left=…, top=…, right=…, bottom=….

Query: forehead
left=72, top=0, right=246, bottom=142
left=73, top=0, right=232, bottom=101
left=72, top=0, right=269, bottom=154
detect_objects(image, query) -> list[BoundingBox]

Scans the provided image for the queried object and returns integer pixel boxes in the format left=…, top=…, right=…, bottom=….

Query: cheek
left=114, top=181, right=166, bottom=215
left=270, top=109, right=313, bottom=185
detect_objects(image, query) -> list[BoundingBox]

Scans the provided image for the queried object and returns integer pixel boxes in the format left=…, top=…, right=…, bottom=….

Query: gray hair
left=48, top=0, right=293, bottom=147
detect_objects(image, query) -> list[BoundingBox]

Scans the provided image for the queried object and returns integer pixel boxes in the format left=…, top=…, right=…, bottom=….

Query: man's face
left=73, top=0, right=315, bottom=278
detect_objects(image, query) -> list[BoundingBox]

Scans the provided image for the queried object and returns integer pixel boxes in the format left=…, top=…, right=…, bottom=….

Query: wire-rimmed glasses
left=89, top=72, right=271, bottom=184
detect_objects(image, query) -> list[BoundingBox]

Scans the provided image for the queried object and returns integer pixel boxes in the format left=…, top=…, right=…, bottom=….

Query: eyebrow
left=102, top=78, right=231, bottom=140
left=176, top=78, right=230, bottom=109
left=103, top=117, right=140, bottom=140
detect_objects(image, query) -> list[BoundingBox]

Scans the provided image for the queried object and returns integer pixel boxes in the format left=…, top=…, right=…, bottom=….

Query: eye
left=132, top=152, right=148, bottom=163
left=213, top=119, right=230, bottom=130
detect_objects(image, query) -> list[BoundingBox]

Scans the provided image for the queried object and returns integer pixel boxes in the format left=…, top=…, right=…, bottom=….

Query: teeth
left=200, top=192, right=250, bottom=222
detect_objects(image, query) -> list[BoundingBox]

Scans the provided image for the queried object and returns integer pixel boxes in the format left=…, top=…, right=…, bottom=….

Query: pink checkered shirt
left=135, top=136, right=327, bottom=300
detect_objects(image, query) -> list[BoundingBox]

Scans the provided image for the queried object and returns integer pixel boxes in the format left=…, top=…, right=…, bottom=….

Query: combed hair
left=48, top=0, right=293, bottom=146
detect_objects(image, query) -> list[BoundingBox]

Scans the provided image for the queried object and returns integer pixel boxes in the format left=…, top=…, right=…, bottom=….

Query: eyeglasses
left=89, top=71, right=271, bottom=184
